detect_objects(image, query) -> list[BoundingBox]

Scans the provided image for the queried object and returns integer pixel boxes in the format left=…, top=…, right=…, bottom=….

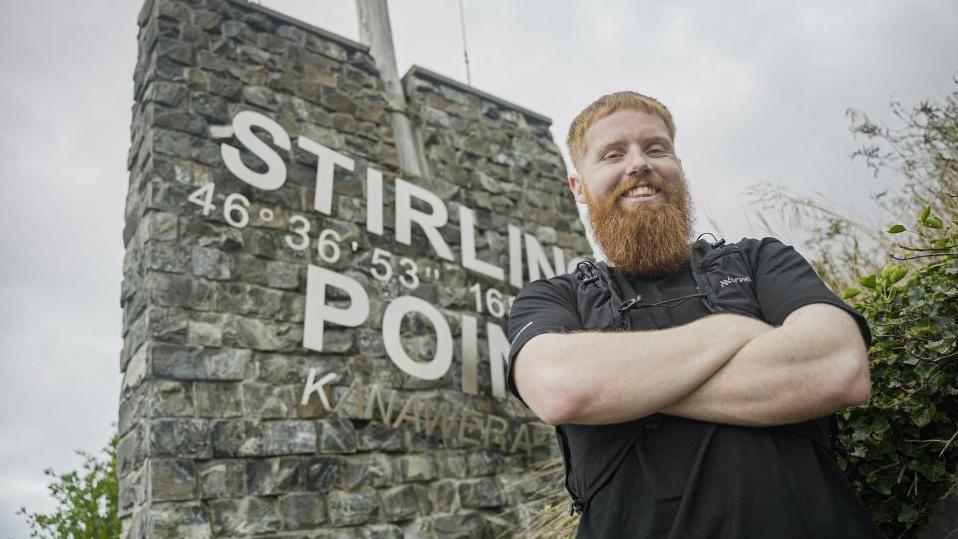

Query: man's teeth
left=624, top=186, right=659, bottom=197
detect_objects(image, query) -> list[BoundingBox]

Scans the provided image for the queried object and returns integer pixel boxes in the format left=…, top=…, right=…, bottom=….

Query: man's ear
left=569, top=173, right=586, bottom=204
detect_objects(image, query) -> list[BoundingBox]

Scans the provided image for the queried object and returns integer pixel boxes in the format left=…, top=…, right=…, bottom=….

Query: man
left=506, top=91, right=881, bottom=538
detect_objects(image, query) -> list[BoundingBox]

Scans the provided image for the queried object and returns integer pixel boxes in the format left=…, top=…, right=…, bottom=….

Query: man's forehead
left=585, top=110, right=671, bottom=149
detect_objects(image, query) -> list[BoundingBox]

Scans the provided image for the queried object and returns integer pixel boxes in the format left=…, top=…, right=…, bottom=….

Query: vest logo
left=719, top=275, right=752, bottom=288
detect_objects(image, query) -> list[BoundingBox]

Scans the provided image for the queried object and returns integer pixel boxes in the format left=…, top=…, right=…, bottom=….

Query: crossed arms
left=513, top=303, right=871, bottom=426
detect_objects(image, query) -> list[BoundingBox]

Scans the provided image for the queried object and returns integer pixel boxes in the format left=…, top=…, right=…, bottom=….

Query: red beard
left=584, top=175, right=694, bottom=276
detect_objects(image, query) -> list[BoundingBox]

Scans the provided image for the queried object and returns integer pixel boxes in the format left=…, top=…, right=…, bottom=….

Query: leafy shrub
left=839, top=209, right=957, bottom=536
left=17, top=434, right=121, bottom=539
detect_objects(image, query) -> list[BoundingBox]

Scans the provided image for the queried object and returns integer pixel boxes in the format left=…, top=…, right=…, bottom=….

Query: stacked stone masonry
left=120, top=0, right=591, bottom=537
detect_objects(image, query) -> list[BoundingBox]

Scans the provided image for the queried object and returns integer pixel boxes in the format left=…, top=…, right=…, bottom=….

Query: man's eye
left=602, top=151, right=623, bottom=160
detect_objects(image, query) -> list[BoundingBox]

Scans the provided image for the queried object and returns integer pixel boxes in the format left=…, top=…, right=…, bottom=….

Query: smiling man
left=506, top=92, right=881, bottom=537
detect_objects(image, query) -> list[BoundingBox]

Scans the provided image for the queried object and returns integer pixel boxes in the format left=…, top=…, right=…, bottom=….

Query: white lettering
left=303, top=265, right=370, bottom=352
left=460, top=205, right=505, bottom=280
left=366, top=166, right=384, bottom=235
left=300, top=369, right=339, bottom=409
left=395, top=178, right=454, bottom=261
left=221, top=110, right=290, bottom=190
left=460, top=314, right=478, bottom=395
left=486, top=322, right=510, bottom=399
left=296, top=136, right=355, bottom=215
left=382, top=296, right=453, bottom=380
left=508, top=224, right=523, bottom=288
left=525, top=233, right=561, bottom=281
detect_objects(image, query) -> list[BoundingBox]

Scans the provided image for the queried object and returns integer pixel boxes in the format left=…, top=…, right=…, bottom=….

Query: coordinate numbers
left=188, top=183, right=263, bottom=228
left=286, top=222, right=422, bottom=291
left=468, top=283, right=515, bottom=319
left=187, top=184, right=424, bottom=291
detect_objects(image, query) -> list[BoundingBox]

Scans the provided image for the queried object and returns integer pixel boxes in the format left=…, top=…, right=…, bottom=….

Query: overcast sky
left=0, top=0, right=955, bottom=536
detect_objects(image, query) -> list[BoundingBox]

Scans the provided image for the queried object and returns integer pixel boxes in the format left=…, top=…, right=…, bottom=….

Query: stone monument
left=118, top=0, right=590, bottom=536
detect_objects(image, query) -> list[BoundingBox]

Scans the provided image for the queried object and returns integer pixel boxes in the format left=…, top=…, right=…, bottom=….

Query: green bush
left=838, top=210, right=957, bottom=536
left=17, top=434, right=121, bottom=539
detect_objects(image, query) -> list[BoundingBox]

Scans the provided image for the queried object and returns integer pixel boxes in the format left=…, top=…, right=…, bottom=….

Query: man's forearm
left=661, top=304, right=871, bottom=426
left=514, top=314, right=772, bottom=425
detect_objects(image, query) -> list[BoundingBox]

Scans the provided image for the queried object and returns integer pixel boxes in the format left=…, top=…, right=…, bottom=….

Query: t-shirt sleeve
left=505, top=277, right=583, bottom=404
left=748, top=237, right=871, bottom=346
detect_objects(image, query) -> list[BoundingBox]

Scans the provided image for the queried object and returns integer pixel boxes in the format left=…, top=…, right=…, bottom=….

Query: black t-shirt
left=506, top=238, right=880, bottom=538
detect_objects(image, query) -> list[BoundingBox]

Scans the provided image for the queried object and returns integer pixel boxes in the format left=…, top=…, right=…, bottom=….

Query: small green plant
left=17, top=434, right=121, bottom=539
left=838, top=207, right=957, bottom=537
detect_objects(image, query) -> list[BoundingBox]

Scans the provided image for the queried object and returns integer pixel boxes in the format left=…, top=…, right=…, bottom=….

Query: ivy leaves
left=839, top=206, right=958, bottom=533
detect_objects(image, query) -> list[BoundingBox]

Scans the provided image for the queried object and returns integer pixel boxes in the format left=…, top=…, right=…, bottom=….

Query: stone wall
left=119, top=0, right=590, bottom=537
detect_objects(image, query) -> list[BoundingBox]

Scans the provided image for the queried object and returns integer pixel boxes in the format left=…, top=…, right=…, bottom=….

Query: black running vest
left=553, top=239, right=843, bottom=515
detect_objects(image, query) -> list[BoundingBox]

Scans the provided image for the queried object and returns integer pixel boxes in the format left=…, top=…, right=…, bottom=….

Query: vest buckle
left=575, top=261, right=599, bottom=284
left=569, top=497, right=584, bottom=516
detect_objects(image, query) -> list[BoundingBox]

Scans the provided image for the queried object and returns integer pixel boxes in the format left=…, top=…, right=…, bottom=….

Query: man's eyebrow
left=646, top=136, right=673, bottom=148
left=593, top=140, right=624, bottom=159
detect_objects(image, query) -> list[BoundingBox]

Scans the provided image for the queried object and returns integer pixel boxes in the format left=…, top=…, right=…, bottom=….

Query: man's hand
left=661, top=303, right=871, bottom=426
left=514, top=313, right=773, bottom=425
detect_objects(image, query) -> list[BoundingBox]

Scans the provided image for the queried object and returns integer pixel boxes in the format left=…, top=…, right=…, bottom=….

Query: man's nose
left=625, top=150, right=652, bottom=176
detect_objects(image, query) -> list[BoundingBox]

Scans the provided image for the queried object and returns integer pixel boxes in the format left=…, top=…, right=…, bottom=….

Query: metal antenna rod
left=457, top=0, right=472, bottom=85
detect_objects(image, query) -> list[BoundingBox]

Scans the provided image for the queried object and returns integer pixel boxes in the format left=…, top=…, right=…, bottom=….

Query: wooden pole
left=355, top=0, right=427, bottom=178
